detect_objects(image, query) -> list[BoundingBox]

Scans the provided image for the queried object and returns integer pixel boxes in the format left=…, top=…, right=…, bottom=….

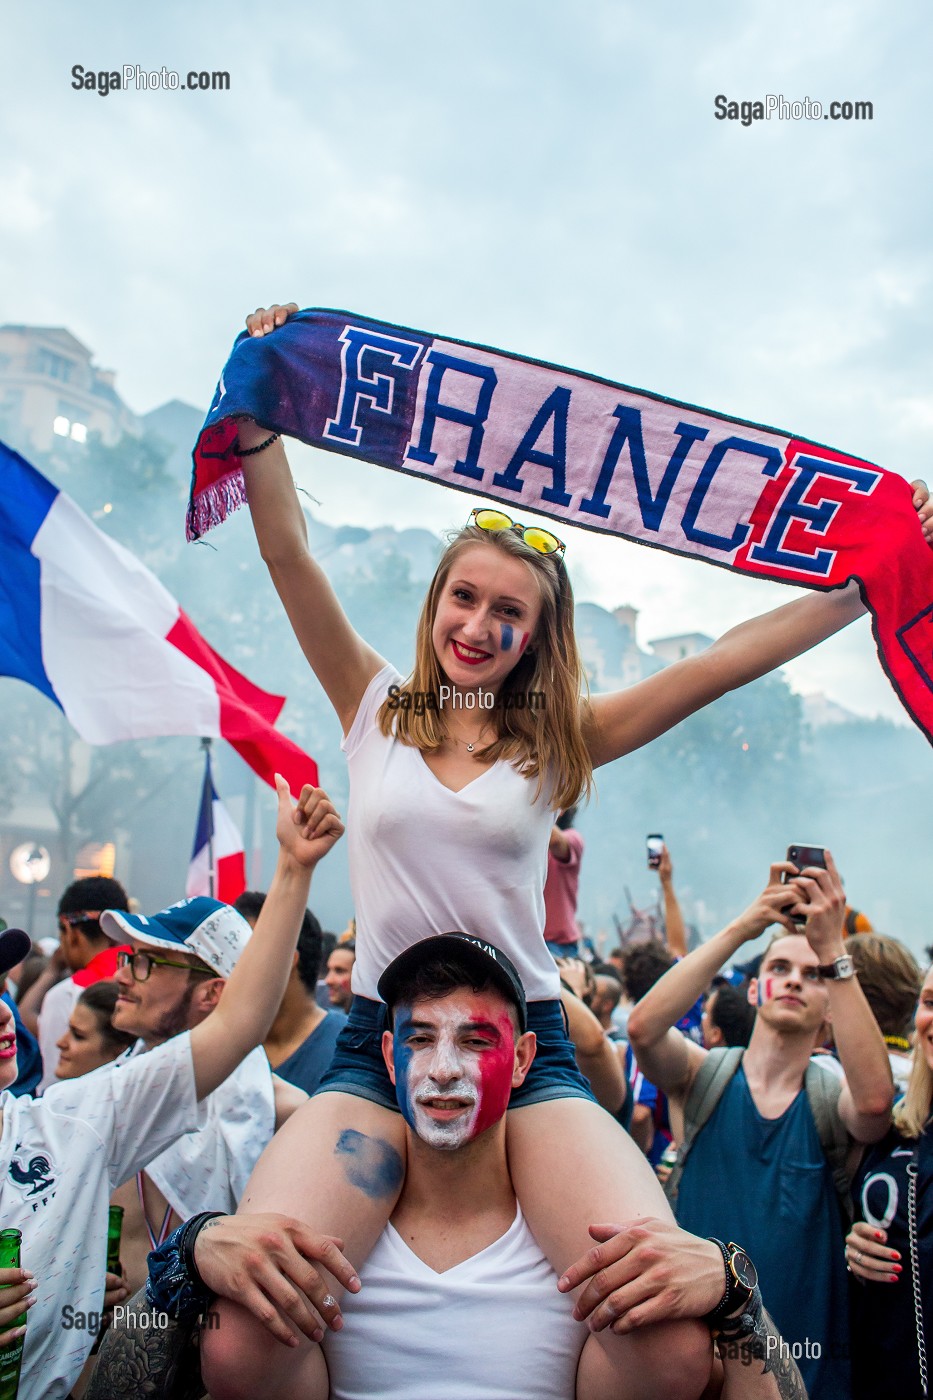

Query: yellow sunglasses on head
left=469, top=508, right=566, bottom=559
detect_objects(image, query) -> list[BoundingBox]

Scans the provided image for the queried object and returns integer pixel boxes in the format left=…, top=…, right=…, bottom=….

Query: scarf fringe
left=186, top=468, right=248, bottom=542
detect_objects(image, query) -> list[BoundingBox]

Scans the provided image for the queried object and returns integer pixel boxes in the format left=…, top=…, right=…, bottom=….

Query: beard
left=118, top=976, right=199, bottom=1044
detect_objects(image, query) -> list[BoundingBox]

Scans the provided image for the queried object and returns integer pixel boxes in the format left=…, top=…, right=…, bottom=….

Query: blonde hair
left=377, top=524, right=592, bottom=811
left=845, top=933, right=922, bottom=1038
left=895, top=965, right=930, bottom=1140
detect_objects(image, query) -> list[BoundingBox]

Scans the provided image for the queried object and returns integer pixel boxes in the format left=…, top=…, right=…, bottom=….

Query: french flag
left=186, top=751, right=247, bottom=903
left=0, top=440, right=317, bottom=793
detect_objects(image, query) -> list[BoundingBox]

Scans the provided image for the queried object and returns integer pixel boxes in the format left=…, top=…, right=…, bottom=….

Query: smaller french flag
left=186, top=748, right=247, bottom=905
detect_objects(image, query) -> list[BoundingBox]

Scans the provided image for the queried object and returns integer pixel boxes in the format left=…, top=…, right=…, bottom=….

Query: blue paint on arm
left=500, top=623, right=514, bottom=651
left=334, top=1129, right=405, bottom=1199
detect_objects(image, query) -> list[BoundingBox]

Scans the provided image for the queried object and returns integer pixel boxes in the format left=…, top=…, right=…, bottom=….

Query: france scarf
left=188, top=308, right=933, bottom=743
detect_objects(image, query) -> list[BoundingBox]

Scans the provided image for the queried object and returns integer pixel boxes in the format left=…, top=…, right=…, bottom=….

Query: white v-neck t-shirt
left=325, top=1206, right=585, bottom=1400
left=342, top=665, right=560, bottom=1003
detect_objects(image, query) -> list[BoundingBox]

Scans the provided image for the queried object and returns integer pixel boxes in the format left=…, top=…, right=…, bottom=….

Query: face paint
left=519, top=632, right=530, bottom=654
left=393, top=994, right=517, bottom=1151
left=762, top=977, right=774, bottom=1002
left=500, top=623, right=514, bottom=651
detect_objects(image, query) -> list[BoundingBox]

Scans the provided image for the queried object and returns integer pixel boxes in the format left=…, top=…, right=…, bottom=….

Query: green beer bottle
left=106, top=1207, right=124, bottom=1277
left=0, top=1229, right=27, bottom=1400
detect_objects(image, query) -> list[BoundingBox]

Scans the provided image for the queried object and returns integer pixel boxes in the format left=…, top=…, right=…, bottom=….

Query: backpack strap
left=804, top=1059, right=854, bottom=1225
left=664, top=1047, right=744, bottom=1207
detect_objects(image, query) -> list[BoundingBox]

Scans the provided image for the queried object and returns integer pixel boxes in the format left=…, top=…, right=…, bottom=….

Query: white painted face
left=390, top=990, right=517, bottom=1151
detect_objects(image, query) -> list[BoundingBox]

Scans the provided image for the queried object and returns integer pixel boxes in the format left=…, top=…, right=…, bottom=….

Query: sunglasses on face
left=468, top=508, right=566, bottom=559
left=116, top=949, right=214, bottom=983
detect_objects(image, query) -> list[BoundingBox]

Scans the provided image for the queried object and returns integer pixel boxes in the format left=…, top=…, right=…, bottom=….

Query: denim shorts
left=316, top=995, right=596, bottom=1111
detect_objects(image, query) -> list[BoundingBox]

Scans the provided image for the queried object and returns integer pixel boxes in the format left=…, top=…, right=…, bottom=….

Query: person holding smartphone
left=627, top=853, right=894, bottom=1400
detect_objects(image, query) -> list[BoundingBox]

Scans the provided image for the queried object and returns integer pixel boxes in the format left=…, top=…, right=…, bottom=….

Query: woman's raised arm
left=584, top=581, right=865, bottom=767
left=240, top=305, right=385, bottom=733
left=585, top=479, right=932, bottom=767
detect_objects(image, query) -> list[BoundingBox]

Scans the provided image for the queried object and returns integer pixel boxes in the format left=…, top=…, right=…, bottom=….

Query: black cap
left=377, top=933, right=527, bottom=1032
left=0, top=929, right=31, bottom=978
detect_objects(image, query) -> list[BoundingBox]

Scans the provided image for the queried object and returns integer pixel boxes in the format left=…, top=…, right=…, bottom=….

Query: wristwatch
left=703, top=1239, right=759, bottom=1333
left=818, top=954, right=855, bottom=981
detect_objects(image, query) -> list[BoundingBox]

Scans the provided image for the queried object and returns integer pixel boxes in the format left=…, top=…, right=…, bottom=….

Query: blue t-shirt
left=850, top=1127, right=932, bottom=1400
left=273, top=1011, right=347, bottom=1095
left=675, top=1064, right=850, bottom=1400
left=3, top=992, right=41, bottom=1097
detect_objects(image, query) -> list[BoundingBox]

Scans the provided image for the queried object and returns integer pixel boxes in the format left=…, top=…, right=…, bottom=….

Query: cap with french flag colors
left=100, top=898, right=251, bottom=979
left=0, top=439, right=317, bottom=794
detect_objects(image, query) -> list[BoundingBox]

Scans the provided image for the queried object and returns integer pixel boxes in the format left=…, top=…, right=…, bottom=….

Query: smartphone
left=783, top=845, right=827, bottom=923
left=647, top=834, right=664, bottom=870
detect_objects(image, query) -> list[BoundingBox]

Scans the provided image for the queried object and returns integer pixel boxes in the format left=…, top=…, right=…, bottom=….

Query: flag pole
left=200, top=737, right=216, bottom=899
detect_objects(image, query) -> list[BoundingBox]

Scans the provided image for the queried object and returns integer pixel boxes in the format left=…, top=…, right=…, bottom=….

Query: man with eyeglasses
left=21, top=876, right=132, bottom=1091
left=103, top=890, right=311, bottom=1297
left=0, top=777, right=342, bottom=1400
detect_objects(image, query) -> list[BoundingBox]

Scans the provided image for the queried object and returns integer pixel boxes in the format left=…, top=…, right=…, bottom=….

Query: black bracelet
left=238, top=431, right=280, bottom=457
left=182, top=1211, right=227, bottom=1289
left=716, top=1285, right=765, bottom=1343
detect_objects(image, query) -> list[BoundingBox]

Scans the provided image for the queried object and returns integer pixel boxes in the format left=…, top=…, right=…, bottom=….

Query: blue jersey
left=850, top=1127, right=933, bottom=1400
left=675, top=1064, right=850, bottom=1400
left=274, top=1011, right=347, bottom=1096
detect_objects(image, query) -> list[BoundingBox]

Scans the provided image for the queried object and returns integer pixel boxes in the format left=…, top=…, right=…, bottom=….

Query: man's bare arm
left=796, top=853, right=893, bottom=1141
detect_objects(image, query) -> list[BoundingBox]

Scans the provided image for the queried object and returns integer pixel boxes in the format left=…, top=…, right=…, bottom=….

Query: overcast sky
left=4, top=0, right=932, bottom=721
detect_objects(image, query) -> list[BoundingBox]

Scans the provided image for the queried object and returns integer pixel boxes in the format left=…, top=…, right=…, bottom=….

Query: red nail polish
left=875, top=1232, right=885, bottom=1241
left=893, top=1265, right=903, bottom=1273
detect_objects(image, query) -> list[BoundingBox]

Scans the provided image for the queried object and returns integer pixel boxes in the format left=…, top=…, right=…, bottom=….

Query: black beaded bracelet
left=238, top=431, right=280, bottom=457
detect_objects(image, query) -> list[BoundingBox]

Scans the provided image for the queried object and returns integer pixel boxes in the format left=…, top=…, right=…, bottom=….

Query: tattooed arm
left=715, top=1303, right=806, bottom=1400
left=84, top=1284, right=205, bottom=1400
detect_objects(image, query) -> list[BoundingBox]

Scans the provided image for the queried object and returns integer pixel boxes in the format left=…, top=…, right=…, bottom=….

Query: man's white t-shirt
left=324, top=1206, right=585, bottom=1400
left=136, top=1042, right=275, bottom=1217
left=1, top=1032, right=203, bottom=1400
left=36, top=976, right=79, bottom=1091
left=343, top=665, right=560, bottom=1003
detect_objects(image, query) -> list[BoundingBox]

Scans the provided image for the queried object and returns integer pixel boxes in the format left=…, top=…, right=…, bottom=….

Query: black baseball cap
left=0, top=928, right=31, bottom=978
left=377, top=933, right=528, bottom=1032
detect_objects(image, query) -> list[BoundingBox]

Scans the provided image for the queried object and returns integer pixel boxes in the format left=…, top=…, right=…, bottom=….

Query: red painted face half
left=392, top=990, right=517, bottom=1149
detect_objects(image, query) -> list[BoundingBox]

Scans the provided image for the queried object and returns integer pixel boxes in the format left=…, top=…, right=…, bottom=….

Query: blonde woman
left=847, top=964, right=932, bottom=1399
left=201, top=302, right=933, bottom=1400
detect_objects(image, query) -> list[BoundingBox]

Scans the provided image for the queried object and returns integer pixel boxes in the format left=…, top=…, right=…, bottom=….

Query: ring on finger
left=321, top=1295, right=336, bottom=1310
left=854, top=1250, right=862, bottom=1264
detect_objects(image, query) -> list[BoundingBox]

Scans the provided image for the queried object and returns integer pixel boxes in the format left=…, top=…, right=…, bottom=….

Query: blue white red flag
left=186, top=751, right=246, bottom=904
left=0, top=439, right=317, bottom=793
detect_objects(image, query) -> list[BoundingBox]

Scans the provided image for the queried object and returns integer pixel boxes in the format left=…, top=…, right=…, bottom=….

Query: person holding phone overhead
left=627, top=853, right=894, bottom=1399
left=200, top=302, right=930, bottom=1400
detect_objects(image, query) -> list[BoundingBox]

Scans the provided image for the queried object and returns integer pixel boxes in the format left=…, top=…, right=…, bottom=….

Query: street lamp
left=9, top=844, right=51, bottom=938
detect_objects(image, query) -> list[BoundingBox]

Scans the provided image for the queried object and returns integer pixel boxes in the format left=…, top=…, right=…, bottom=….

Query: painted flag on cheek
left=0, top=440, right=317, bottom=793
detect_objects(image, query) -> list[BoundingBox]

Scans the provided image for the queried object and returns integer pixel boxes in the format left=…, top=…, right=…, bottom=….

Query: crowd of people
left=1, top=301, right=932, bottom=1400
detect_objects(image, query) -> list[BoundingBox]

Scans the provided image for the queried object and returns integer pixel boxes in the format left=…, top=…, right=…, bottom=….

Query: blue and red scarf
left=189, top=308, right=933, bottom=743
